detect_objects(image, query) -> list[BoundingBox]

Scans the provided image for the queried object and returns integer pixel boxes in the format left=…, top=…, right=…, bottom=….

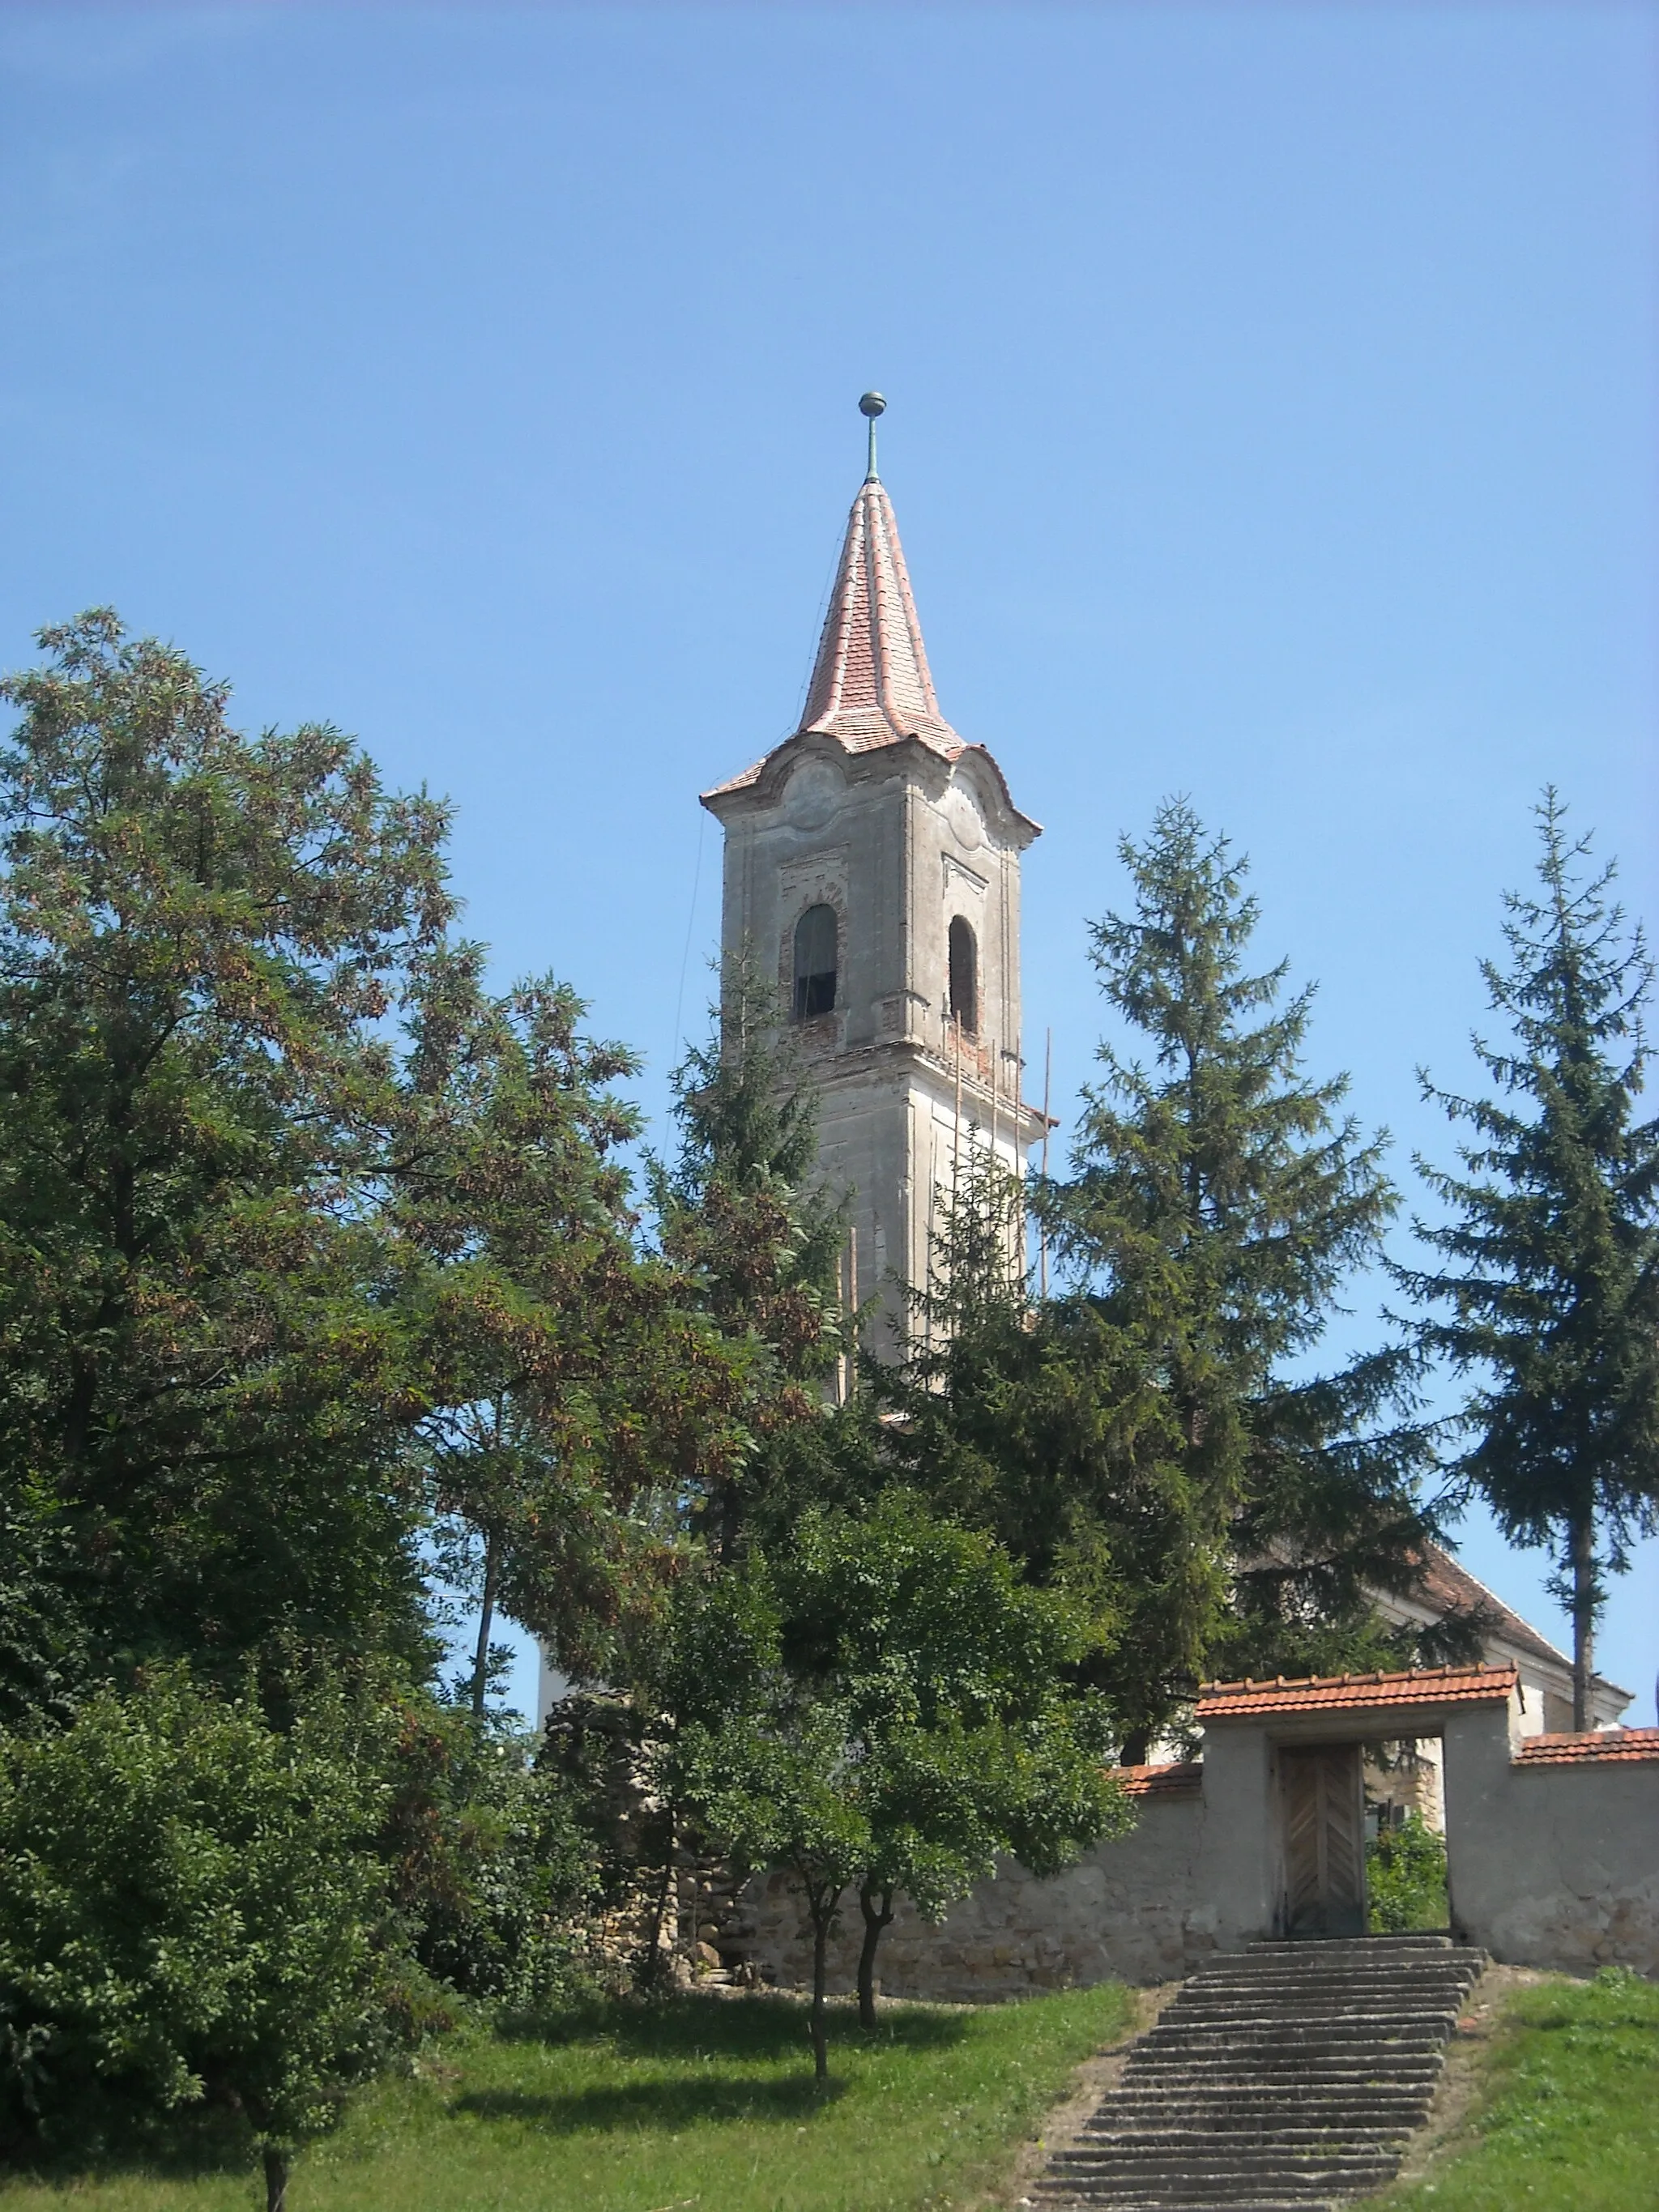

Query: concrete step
left=1031, top=1937, right=1483, bottom=2210
left=1091, top=2103, right=1428, bottom=2128
left=1035, top=2190, right=1350, bottom=2209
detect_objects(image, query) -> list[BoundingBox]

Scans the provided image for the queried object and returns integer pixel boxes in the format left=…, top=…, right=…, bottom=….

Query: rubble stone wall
left=735, top=1788, right=1209, bottom=2001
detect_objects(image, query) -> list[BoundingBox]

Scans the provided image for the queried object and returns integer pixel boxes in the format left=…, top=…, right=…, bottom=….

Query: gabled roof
left=1516, top=1728, right=1659, bottom=1767
left=1410, top=1544, right=1576, bottom=1674
left=1196, top=1663, right=1519, bottom=1723
left=1380, top=1542, right=1631, bottom=1715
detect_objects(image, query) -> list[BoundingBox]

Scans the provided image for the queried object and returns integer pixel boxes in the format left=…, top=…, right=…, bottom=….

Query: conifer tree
left=872, top=1141, right=1168, bottom=1743
left=650, top=957, right=849, bottom=1560
left=1400, top=793, right=1659, bottom=1728
left=1044, top=800, right=1436, bottom=1748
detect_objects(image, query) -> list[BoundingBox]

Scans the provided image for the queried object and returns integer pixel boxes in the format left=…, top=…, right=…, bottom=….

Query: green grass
left=1366, top=1967, right=1659, bottom=2211
left=0, top=1982, right=1135, bottom=2212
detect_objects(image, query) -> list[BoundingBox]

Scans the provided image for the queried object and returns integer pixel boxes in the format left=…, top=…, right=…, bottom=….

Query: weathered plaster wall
left=1444, top=1706, right=1659, bottom=1975
left=707, top=735, right=1040, bottom=1351
left=737, top=1791, right=1209, bottom=2000
left=735, top=1703, right=1659, bottom=1998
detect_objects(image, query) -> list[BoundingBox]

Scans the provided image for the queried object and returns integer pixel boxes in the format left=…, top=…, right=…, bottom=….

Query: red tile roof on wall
left=1120, top=1761, right=1204, bottom=1798
left=1516, top=1728, right=1659, bottom=1767
left=1196, top=1662, right=1519, bottom=1722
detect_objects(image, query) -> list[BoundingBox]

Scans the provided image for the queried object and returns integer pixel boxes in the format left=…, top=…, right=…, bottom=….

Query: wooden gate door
left=1280, top=1744, right=1367, bottom=1937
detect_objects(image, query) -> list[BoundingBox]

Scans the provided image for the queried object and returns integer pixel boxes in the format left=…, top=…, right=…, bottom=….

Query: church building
left=700, top=398, right=1047, bottom=1349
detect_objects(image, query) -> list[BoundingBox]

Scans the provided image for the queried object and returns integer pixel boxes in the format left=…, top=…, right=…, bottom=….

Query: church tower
left=700, top=399, right=1045, bottom=1351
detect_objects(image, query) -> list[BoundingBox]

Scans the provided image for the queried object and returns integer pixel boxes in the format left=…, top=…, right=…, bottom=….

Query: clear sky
left=2, top=2, right=1655, bottom=1720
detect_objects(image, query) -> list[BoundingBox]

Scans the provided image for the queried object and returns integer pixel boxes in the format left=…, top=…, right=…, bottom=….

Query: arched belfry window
left=948, top=916, right=979, bottom=1035
left=793, top=904, right=838, bottom=1020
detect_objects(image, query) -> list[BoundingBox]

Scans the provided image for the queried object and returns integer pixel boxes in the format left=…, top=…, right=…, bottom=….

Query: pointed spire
left=796, top=456, right=961, bottom=760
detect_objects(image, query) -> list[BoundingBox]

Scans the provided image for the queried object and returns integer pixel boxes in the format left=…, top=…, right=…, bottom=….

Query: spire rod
left=859, top=390, right=885, bottom=481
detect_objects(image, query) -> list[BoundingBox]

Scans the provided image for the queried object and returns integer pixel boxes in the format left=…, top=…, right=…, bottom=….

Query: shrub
left=1367, top=1810, right=1449, bottom=1933
left=0, top=1668, right=407, bottom=2208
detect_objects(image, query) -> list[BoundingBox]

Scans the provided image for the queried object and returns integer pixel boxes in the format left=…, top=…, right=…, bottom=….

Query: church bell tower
left=700, top=398, right=1045, bottom=1351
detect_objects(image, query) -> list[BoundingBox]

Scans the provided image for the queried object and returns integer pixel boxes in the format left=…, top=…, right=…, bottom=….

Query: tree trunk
left=806, top=1882, right=842, bottom=2084
left=638, top=1809, right=677, bottom=1993
left=1120, top=1729, right=1151, bottom=1767
left=469, top=1532, right=499, bottom=1719
left=262, top=2146, right=289, bottom=2212
left=857, top=1879, right=893, bottom=2031
left=1570, top=1507, right=1597, bottom=1733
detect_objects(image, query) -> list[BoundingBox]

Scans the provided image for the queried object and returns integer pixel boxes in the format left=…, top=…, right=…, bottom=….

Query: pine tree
left=1400, top=792, right=1659, bottom=1728
left=872, top=1140, right=1169, bottom=1747
left=1045, top=800, right=1435, bottom=1748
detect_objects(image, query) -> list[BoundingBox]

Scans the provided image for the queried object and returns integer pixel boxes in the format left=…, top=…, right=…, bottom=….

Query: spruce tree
left=650, top=957, right=849, bottom=1561
left=1045, top=800, right=1435, bottom=1748
left=872, top=1140, right=1174, bottom=1748
left=1400, top=793, right=1659, bottom=1728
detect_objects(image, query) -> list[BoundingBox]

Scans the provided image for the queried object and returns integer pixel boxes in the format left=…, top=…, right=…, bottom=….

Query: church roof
left=702, top=470, right=966, bottom=803
left=796, top=474, right=963, bottom=759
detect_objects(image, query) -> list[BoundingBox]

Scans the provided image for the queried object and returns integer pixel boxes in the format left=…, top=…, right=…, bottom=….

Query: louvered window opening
left=948, top=915, right=979, bottom=1035
left=793, top=904, right=838, bottom=1019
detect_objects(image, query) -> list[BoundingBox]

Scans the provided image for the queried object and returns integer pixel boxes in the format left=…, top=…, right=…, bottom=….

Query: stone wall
left=736, top=1785, right=1209, bottom=2000
left=731, top=1707, right=1659, bottom=1997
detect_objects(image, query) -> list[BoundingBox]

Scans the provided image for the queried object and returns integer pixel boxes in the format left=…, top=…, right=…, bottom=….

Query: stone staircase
left=1034, top=1934, right=1485, bottom=2210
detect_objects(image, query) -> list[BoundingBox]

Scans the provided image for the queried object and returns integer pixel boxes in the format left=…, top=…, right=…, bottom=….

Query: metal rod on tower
left=859, top=390, right=885, bottom=481
left=847, top=1225, right=858, bottom=1396
left=1014, top=1031, right=1027, bottom=1289
left=1039, top=1028, right=1053, bottom=1300
left=953, top=1017, right=963, bottom=1203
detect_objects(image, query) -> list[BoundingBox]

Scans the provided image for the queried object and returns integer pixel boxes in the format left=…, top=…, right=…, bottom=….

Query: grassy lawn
left=1365, top=1967, right=1659, bottom=2212
left=0, top=1982, right=1136, bottom=2212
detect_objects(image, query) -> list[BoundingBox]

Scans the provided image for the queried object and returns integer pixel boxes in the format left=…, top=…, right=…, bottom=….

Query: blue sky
left=2, top=2, right=1655, bottom=1719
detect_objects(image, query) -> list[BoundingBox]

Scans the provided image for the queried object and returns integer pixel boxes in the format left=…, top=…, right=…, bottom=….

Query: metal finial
left=859, top=390, right=885, bottom=479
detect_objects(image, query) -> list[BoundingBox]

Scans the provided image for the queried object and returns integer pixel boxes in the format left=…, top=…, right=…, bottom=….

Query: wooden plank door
left=1281, top=1744, right=1367, bottom=1937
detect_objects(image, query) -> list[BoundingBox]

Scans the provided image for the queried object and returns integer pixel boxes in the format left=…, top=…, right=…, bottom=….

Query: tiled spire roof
left=702, top=471, right=967, bottom=804
left=795, top=475, right=962, bottom=760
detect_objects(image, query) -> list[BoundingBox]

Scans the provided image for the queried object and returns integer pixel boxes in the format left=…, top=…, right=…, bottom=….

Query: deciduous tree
left=0, top=1669, right=405, bottom=2212
left=660, top=1495, right=1124, bottom=2073
left=0, top=612, right=453, bottom=1701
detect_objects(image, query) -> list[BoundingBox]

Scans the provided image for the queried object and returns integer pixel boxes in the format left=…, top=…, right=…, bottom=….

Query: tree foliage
left=394, top=946, right=744, bottom=1693
left=1400, top=793, right=1659, bottom=1725
left=0, top=1669, right=404, bottom=2210
left=0, top=612, right=450, bottom=1698
left=659, top=1495, right=1125, bottom=2073
left=1041, top=801, right=1439, bottom=1743
left=650, top=957, right=849, bottom=1561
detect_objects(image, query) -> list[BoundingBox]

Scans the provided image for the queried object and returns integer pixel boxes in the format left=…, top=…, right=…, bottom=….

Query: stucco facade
left=733, top=1669, right=1659, bottom=1998
left=702, top=466, right=1045, bottom=1351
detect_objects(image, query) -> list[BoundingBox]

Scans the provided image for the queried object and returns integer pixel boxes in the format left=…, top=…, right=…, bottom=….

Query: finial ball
left=859, top=391, right=886, bottom=419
